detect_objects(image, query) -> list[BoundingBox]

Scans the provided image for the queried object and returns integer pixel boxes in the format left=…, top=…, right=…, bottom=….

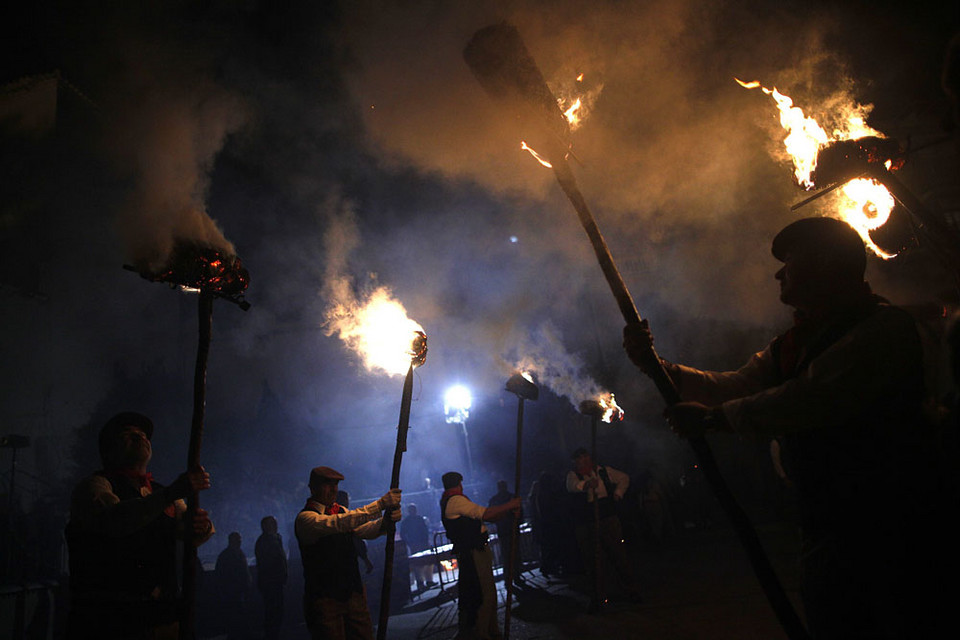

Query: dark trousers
left=260, top=585, right=284, bottom=640
left=574, top=514, right=640, bottom=603
left=303, top=590, right=373, bottom=640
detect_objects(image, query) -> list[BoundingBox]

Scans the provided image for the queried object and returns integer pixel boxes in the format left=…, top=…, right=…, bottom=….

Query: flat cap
left=441, top=471, right=463, bottom=490
left=771, top=216, right=866, bottom=276
left=309, top=466, right=345, bottom=487
left=99, top=412, right=153, bottom=459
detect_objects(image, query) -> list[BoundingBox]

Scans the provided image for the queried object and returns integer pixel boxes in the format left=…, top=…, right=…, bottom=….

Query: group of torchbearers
left=63, top=215, right=955, bottom=640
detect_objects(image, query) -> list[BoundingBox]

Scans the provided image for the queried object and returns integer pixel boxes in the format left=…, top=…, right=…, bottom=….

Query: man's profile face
left=574, top=453, right=593, bottom=475
left=775, top=250, right=826, bottom=308
left=314, top=480, right=339, bottom=506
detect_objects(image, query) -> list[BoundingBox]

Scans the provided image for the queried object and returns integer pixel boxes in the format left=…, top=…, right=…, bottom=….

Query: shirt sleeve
left=443, top=495, right=486, bottom=521
left=566, top=470, right=585, bottom=493
left=722, top=307, right=922, bottom=438
left=666, top=348, right=778, bottom=406
left=605, top=466, right=630, bottom=498
left=354, top=517, right=386, bottom=540
left=295, top=500, right=382, bottom=546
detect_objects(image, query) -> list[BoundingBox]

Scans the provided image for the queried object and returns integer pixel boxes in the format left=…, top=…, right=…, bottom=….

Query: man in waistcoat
left=440, top=471, right=520, bottom=640
left=66, top=411, right=215, bottom=639
left=295, top=466, right=401, bottom=640
left=565, top=448, right=642, bottom=611
left=623, top=216, right=942, bottom=639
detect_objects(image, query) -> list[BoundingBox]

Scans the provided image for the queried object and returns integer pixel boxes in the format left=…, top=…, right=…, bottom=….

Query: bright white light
left=509, top=235, right=519, bottom=243
left=444, top=385, right=472, bottom=424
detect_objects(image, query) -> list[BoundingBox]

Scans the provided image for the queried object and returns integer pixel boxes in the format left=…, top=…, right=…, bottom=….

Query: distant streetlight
left=444, top=385, right=474, bottom=476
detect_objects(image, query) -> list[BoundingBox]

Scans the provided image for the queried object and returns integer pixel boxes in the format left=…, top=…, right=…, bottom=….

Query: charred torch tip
left=505, top=372, right=539, bottom=400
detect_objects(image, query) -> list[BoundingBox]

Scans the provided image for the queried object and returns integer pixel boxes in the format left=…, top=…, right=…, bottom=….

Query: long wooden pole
left=377, top=362, right=415, bottom=640
left=590, top=416, right=602, bottom=611
left=180, top=292, right=213, bottom=640
left=503, top=396, right=524, bottom=639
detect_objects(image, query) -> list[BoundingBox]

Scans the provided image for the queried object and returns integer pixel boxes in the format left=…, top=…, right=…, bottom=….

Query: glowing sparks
left=737, top=78, right=898, bottom=259
left=520, top=141, right=553, bottom=168
left=325, top=288, right=424, bottom=376
left=562, top=97, right=583, bottom=128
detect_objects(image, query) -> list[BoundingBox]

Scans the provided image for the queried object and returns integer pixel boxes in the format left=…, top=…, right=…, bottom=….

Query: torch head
left=464, top=22, right=571, bottom=164
left=126, top=240, right=250, bottom=309
left=410, top=330, right=428, bottom=368
left=809, top=136, right=904, bottom=188
left=505, top=371, right=539, bottom=400
left=579, top=399, right=604, bottom=418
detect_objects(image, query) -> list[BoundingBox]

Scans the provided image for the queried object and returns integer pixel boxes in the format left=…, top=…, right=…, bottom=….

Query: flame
left=562, top=97, right=583, bottom=128
left=598, top=393, right=624, bottom=424
left=520, top=141, right=553, bottom=168
left=737, top=78, right=897, bottom=258
left=325, top=288, right=424, bottom=376
left=520, top=371, right=534, bottom=384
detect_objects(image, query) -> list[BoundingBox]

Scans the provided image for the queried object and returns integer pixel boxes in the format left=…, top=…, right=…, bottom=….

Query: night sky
left=3, top=0, right=959, bottom=560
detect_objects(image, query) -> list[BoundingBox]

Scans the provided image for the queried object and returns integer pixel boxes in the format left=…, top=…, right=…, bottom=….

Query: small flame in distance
left=737, top=78, right=897, bottom=258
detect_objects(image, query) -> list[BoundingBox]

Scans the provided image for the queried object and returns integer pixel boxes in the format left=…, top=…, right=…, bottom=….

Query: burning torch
left=465, top=23, right=810, bottom=640
left=502, top=371, right=538, bottom=638
left=125, top=240, right=250, bottom=640
left=578, top=395, right=623, bottom=611
left=376, top=330, right=427, bottom=640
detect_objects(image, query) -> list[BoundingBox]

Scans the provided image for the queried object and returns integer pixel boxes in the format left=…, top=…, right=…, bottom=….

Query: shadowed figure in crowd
left=65, top=411, right=214, bottom=640
left=565, top=448, right=642, bottom=612
left=399, top=503, right=436, bottom=591
left=215, top=531, right=252, bottom=639
left=295, top=465, right=401, bottom=640
left=487, top=480, right=522, bottom=585
left=624, top=217, right=946, bottom=639
left=440, top=471, right=520, bottom=640
left=255, top=515, right=288, bottom=640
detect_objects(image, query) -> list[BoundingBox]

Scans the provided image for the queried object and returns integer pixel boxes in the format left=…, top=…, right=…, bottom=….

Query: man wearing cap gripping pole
left=65, top=411, right=215, bottom=639
left=623, top=216, right=942, bottom=639
left=295, top=466, right=402, bottom=640
left=440, top=471, right=521, bottom=640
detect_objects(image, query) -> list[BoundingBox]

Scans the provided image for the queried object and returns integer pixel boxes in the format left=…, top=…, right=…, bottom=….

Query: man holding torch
left=566, top=447, right=641, bottom=612
left=65, top=411, right=214, bottom=640
left=623, top=217, right=939, bottom=639
left=295, top=466, right=402, bottom=640
left=440, top=471, right=521, bottom=640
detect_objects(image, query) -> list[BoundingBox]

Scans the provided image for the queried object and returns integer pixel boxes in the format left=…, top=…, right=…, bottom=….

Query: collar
left=442, top=486, right=463, bottom=500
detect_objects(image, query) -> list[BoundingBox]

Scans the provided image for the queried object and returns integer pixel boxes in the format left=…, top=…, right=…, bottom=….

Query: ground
left=209, top=521, right=801, bottom=640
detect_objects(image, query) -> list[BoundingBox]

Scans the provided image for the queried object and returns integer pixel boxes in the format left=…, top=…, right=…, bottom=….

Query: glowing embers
left=127, top=241, right=250, bottom=307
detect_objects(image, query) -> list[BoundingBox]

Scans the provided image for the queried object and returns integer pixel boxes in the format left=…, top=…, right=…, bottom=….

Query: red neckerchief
left=105, top=468, right=153, bottom=492
left=442, top=487, right=463, bottom=500
left=325, top=502, right=342, bottom=515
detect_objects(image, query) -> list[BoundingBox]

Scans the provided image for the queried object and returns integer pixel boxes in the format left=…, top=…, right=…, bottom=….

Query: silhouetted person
left=624, top=216, right=941, bottom=639
left=440, top=471, right=520, bottom=640
left=255, top=516, right=288, bottom=640
left=399, top=503, right=435, bottom=591
left=487, top=479, right=520, bottom=584
left=295, top=466, right=401, bottom=640
left=65, top=411, right=214, bottom=639
left=566, top=448, right=641, bottom=611
left=215, top=531, right=251, bottom=639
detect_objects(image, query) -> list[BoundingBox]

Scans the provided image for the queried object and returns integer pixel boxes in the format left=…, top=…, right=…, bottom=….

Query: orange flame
left=520, top=141, right=553, bottom=168
left=598, top=392, right=624, bottom=424
left=325, top=288, right=424, bottom=376
left=737, top=78, right=897, bottom=259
